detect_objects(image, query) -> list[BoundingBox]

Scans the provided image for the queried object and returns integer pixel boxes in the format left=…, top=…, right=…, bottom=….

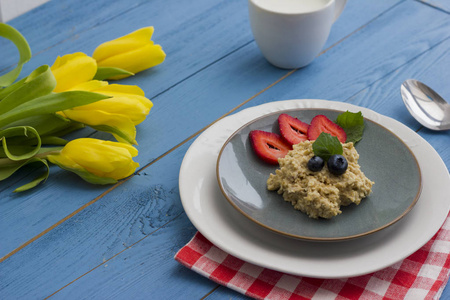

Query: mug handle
left=333, top=0, right=347, bottom=22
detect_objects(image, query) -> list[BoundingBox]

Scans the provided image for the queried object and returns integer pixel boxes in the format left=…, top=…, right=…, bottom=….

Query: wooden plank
left=420, top=0, right=450, bottom=14
left=207, top=287, right=252, bottom=300
left=0, top=0, right=406, bottom=259
left=3, top=0, right=251, bottom=97
left=1, top=2, right=449, bottom=299
left=50, top=215, right=220, bottom=299
left=1, top=0, right=131, bottom=71
left=0, top=0, right=165, bottom=71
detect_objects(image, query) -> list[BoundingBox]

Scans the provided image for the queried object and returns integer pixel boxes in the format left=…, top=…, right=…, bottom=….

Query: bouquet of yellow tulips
left=0, top=24, right=165, bottom=192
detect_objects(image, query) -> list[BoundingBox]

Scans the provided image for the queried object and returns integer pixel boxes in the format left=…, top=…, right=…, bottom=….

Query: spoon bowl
left=401, top=79, right=450, bottom=131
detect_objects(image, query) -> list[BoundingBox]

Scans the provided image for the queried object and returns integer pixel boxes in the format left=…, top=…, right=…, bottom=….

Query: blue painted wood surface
left=0, top=0, right=449, bottom=299
left=0, top=0, right=406, bottom=259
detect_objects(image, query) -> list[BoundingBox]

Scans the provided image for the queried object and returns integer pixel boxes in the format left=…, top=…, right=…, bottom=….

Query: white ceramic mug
left=248, top=0, right=347, bottom=69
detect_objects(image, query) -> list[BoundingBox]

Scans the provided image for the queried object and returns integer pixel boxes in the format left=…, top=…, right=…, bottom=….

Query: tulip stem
left=36, top=150, right=61, bottom=159
left=0, top=149, right=61, bottom=167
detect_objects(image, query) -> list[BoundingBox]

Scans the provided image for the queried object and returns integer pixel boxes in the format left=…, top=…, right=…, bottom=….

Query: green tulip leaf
left=0, top=24, right=32, bottom=87
left=0, top=126, right=41, bottom=160
left=93, top=67, right=134, bottom=81
left=0, top=145, right=63, bottom=157
left=0, top=65, right=56, bottom=114
left=0, top=156, right=48, bottom=184
left=0, top=144, right=35, bottom=158
left=0, top=91, right=110, bottom=128
left=40, top=136, right=68, bottom=145
left=13, top=160, right=50, bottom=192
left=90, top=124, right=136, bottom=145
left=0, top=77, right=27, bottom=100
left=4, top=113, right=74, bottom=138
left=45, top=121, right=85, bottom=139
left=0, top=159, right=28, bottom=180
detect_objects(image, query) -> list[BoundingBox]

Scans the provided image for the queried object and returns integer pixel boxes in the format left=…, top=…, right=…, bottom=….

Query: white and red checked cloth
left=175, top=214, right=450, bottom=300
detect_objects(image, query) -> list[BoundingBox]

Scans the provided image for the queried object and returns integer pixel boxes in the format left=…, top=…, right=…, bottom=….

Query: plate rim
left=215, top=107, right=423, bottom=241
left=179, top=99, right=450, bottom=278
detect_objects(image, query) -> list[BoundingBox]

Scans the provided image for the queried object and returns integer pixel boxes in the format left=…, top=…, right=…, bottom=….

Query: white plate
left=179, top=99, right=450, bottom=279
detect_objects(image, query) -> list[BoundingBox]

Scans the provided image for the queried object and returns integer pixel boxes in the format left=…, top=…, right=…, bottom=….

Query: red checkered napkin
left=175, top=215, right=450, bottom=300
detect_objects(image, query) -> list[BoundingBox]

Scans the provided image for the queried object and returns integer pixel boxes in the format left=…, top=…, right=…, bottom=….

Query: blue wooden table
left=1, top=0, right=449, bottom=299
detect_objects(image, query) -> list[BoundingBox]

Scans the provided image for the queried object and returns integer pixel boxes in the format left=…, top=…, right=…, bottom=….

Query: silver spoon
left=401, top=79, right=450, bottom=131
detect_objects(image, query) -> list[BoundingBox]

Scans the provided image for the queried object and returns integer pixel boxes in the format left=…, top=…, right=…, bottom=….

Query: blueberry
left=307, top=156, right=324, bottom=172
left=327, top=154, right=348, bottom=175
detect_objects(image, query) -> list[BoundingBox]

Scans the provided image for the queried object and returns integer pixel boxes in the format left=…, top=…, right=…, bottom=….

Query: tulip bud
left=50, top=52, right=97, bottom=92
left=47, top=138, right=139, bottom=184
left=67, top=80, right=153, bottom=125
left=61, top=80, right=153, bottom=144
left=92, top=27, right=166, bottom=79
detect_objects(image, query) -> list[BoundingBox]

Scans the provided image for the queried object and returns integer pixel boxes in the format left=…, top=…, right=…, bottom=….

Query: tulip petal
left=78, top=98, right=151, bottom=125
left=74, top=141, right=138, bottom=179
left=97, top=44, right=165, bottom=78
left=63, top=109, right=137, bottom=144
left=47, top=153, right=118, bottom=184
left=97, top=84, right=146, bottom=96
left=51, top=53, right=97, bottom=92
left=93, top=27, right=154, bottom=63
left=69, top=80, right=109, bottom=92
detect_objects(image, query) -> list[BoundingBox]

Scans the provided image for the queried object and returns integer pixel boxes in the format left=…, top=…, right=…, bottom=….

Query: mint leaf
left=312, top=132, right=343, bottom=161
left=336, top=111, right=364, bottom=144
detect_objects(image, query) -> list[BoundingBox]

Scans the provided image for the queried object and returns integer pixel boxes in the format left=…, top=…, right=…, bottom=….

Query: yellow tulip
left=92, top=27, right=166, bottom=79
left=69, top=80, right=153, bottom=125
left=61, top=80, right=153, bottom=144
left=47, top=138, right=139, bottom=184
left=50, top=52, right=97, bottom=92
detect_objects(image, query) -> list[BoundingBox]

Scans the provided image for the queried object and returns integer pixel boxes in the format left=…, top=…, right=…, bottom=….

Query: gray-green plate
left=216, top=108, right=422, bottom=241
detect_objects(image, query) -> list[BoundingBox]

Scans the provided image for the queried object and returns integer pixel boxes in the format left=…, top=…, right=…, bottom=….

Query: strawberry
left=307, top=115, right=347, bottom=143
left=278, top=113, right=309, bottom=145
left=249, top=130, right=291, bottom=164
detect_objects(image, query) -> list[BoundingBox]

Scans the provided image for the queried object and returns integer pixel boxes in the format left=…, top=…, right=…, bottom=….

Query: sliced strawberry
left=278, top=113, right=309, bottom=145
left=249, top=130, right=291, bottom=164
left=307, top=115, right=347, bottom=143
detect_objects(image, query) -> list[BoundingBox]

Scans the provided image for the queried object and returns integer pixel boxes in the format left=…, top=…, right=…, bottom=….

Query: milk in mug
left=252, top=0, right=332, bottom=14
